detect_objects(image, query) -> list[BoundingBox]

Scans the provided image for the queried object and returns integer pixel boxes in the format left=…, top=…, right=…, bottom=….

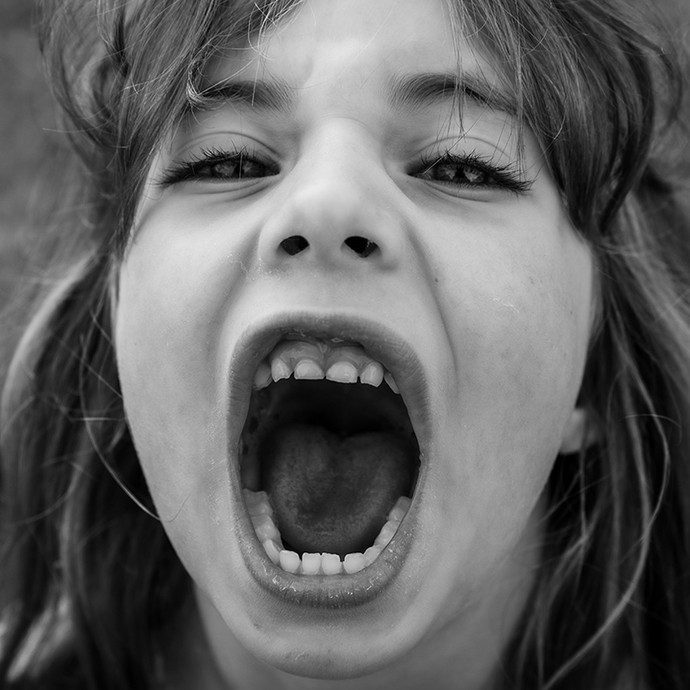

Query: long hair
left=1, top=1, right=688, bottom=688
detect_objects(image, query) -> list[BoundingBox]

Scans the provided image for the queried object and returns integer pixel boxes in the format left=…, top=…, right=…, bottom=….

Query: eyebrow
left=387, top=72, right=516, bottom=115
left=197, top=77, right=294, bottom=112
left=195, top=71, right=516, bottom=115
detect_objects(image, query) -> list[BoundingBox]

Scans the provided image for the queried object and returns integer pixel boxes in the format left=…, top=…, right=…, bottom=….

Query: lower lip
left=233, top=479, right=418, bottom=608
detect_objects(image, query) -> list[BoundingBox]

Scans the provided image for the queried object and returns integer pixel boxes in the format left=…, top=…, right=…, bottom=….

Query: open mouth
left=227, top=317, right=427, bottom=602
left=241, top=336, right=420, bottom=575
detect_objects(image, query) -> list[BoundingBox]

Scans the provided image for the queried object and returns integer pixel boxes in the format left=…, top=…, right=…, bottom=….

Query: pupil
left=214, top=160, right=240, bottom=178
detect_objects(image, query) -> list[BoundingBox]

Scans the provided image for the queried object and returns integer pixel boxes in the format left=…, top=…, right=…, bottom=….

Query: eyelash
left=158, top=146, right=533, bottom=194
left=410, top=151, right=533, bottom=194
left=157, top=146, right=280, bottom=186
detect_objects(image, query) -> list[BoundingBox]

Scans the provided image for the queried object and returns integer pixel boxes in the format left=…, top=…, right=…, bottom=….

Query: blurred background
left=0, top=1, right=74, bottom=373
left=0, top=2, right=63, bottom=304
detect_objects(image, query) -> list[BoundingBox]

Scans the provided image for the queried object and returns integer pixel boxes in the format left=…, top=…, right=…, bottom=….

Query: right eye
left=158, top=146, right=280, bottom=186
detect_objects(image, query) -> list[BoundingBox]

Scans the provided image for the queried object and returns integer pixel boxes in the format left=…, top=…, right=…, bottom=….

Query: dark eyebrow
left=196, top=77, right=294, bottom=112
left=193, top=72, right=515, bottom=116
left=387, top=72, right=516, bottom=115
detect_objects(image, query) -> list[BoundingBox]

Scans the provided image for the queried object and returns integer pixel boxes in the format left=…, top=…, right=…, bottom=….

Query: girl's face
left=116, top=0, right=594, bottom=683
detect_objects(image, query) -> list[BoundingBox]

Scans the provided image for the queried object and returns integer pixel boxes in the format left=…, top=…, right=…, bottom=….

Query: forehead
left=207, top=0, right=505, bottom=114
left=253, top=0, right=455, bottom=70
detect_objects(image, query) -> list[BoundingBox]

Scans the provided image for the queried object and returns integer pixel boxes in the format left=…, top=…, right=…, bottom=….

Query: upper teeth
left=253, top=340, right=399, bottom=393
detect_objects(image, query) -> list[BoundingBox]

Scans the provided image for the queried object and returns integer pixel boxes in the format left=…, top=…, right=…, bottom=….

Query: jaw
left=117, top=301, right=564, bottom=681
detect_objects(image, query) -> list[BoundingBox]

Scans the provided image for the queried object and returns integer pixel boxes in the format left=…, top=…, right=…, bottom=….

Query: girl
left=1, top=0, right=689, bottom=688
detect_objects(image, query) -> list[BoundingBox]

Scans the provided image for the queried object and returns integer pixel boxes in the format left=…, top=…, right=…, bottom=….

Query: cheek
left=432, top=222, right=594, bottom=527
left=114, top=197, right=246, bottom=407
left=467, top=269, right=588, bottom=413
left=113, top=235, right=229, bottom=519
left=443, top=221, right=593, bottom=406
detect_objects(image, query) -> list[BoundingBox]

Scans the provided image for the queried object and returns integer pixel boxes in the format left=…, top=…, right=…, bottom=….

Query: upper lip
left=224, top=310, right=431, bottom=606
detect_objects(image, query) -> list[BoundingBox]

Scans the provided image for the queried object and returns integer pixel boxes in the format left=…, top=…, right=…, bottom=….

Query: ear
left=559, top=407, right=599, bottom=455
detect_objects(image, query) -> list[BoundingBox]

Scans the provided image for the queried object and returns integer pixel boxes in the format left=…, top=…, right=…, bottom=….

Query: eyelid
left=173, top=128, right=282, bottom=159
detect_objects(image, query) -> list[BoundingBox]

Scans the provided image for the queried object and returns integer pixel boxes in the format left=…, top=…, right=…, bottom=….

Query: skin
left=115, top=0, right=595, bottom=687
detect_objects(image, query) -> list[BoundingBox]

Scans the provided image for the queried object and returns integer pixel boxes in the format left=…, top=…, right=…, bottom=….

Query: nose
left=257, top=130, right=405, bottom=272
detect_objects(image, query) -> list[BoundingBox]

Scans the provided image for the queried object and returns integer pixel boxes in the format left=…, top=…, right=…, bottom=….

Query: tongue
left=261, top=423, right=416, bottom=559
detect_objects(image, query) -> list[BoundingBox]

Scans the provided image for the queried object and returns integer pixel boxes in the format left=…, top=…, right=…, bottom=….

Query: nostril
left=344, top=236, right=379, bottom=258
left=280, top=235, right=310, bottom=256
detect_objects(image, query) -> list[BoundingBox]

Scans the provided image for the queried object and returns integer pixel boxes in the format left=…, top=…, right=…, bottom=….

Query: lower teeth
left=243, top=488, right=411, bottom=575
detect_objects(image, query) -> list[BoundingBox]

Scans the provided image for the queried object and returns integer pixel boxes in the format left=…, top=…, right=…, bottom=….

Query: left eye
left=410, top=153, right=531, bottom=193
left=159, top=148, right=280, bottom=186
left=417, top=159, right=492, bottom=185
